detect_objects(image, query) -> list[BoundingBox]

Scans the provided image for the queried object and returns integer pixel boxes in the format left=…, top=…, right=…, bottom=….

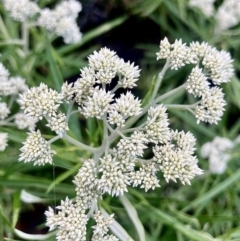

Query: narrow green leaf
left=45, top=34, right=62, bottom=92
left=182, top=168, right=240, bottom=212
left=143, top=206, right=219, bottom=241
left=12, top=191, right=21, bottom=227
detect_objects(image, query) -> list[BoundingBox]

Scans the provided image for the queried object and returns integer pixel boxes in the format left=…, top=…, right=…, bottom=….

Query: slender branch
left=48, top=135, right=61, bottom=144
left=63, top=133, right=98, bottom=153
left=123, top=60, right=171, bottom=130
left=150, top=58, right=171, bottom=104
left=66, top=101, right=74, bottom=121
left=8, top=95, right=17, bottom=110
left=165, top=102, right=198, bottom=115
left=0, top=122, right=16, bottom=127
left=153, top=82, right=187, bottom=105
left=22, top=22, right=29, bottom=55
left=0, top=39, right=24, bottom=46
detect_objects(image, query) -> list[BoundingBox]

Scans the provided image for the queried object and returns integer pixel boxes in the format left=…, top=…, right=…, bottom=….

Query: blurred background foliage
left=0, top=0, right=240, bottom=240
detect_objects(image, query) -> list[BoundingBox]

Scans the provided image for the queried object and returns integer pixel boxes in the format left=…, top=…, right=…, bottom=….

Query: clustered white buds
left=157, top=38, right=234, bottom=124
left=45, top=198, right=88, bottom=241
left=157, top=38, right=197, bottom=70
left=38, top=0, right=82, bottom=44
left=19, top=83, right=63, bottom=120
left=201, top=136, right=238, bottom=174
left=19, top=130, right=56, bottom=165
left=3, top=0, right=82, bottom=44
left=3, top=0, right=39, bottom=22
left=153, top=130, right=203, bottom=185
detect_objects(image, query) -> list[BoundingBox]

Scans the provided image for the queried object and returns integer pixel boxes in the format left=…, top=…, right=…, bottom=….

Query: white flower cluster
left=0, top=62, right=37, bottom=151
left=3, top=0, right=39, bottom=22
left=74, top=48, right=141, bottom=124
left=215, top=0, right=240, bottom=31
left=38, top=0, right=82, bottom=44
left=189, top=0, right=240, bottom=32
left=16, top=44, right=233, bottom=240
left=153, top=130, right=203, bottom=185
left=157, top=38, right=234, bottom=124
left=45, top=158, right=119, bottom=241
left=2, top=0, right=82, bottom=44
left=19, top=130, right=56, bottom=165
left=157, top=38, right=197, bottom=70
left=201, top=136, right=238, bottom=174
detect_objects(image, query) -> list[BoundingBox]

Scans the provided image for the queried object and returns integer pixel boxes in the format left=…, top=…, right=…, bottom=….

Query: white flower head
left=88, top=48, right=120, bottom=84
left=116, top=131, right=148, bottom=158
left=19, top=130, right=56, bottom=165
left=129, top=162, right=160, bottom=192
left=14, top=113, right=37, bottom=131
left=215, top=0, right=240, bottom=31
left=38, top=8, right=57, bottom=31
left=46, top=112, right=68, bottom=137
left=9, top=76, right=28, bottom=94
left=201, top=136, right=234, bottom=174
left=18, top=83, right=63, bottom=120
left=55, top=0, right=82, bottom=19
left=156, top=37, right=171, bottom=60
left=153, top=130, right=203, bottom=185
left=202, top=48, right=234, bottom=85
left=98, top=155, right=129, bottom=196
left=117, top=59, right=141, bottom=88
left=45, top=197, right=88, bottom=241
left=55, top=17, right=82, bottom=44
left=0, top=63, right=9, bottom=82
left=0, top=132, right=8, bottom=151
left=61, top=82, right=74, bottom=103
left=74, top=67, right=96, bottom=105
left=157, top=38, right=197, bottom=70
left=111, top=91, right=142, bottom=117
left=145, top=105, right=171, bottom=144
left=186, top=66, right=209, bottom=97
left=195, top=87, right=226, bottom=124
left=0, top=102, right=10, bottom=120
left=92, top=211, right=115, bottom=237
left=73, top=159, right=100, bottom=209
left=82, top=87, right=114, bottom=119
left=3, top=0, right=39, bottom=22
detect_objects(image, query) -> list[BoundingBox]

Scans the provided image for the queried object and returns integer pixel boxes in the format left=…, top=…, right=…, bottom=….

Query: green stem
left=22, top=22, right=29, bottom=55
left=63, top=133, right=98, bottom=153
left=150, top=58, right=171, bottom=104
left=154, top=83, right=187, bottom=105
left=48, top=135, right=61, bottom=144
left=0, top=39, right=24, bottom=46
left=123, top=60, right=171, bottom=130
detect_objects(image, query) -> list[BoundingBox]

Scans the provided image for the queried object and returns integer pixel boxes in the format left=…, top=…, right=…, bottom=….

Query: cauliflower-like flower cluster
left=2, top=0, right=82, bottom=44
left=17, top=42, right=233, bottom=240
left=201, top=136, right=239, bottom=174
left=157, top=38, right=233, bottom=124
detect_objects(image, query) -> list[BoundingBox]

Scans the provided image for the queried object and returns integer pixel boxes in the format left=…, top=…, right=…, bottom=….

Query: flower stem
left=154, top=82, right=187, bottom=105
left=63, top=133, right=98, bottom=153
